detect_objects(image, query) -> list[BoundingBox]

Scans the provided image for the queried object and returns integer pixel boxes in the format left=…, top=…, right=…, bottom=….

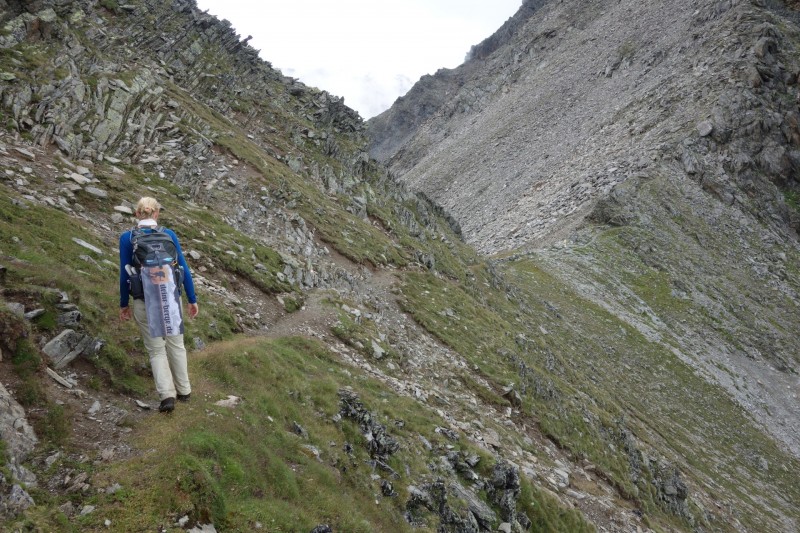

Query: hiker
left=119, top=197, right=199, bottom=413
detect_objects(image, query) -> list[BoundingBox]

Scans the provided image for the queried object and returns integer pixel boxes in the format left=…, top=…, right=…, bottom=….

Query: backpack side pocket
left=129, top=270, right=144, bottom=300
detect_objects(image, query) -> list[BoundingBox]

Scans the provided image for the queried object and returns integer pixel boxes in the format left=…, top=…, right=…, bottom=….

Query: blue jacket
left=119, top=227, right=196, bottom=308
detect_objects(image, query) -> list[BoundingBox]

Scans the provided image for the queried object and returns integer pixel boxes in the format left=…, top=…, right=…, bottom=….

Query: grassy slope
left=398, top=251, right=800, bottom=531
left=12, top=335, right=592, bottom=532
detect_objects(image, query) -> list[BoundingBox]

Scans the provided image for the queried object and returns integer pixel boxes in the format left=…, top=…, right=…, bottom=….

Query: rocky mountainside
left=370, top=0, right=800, bottom=522
left=0, top=1, right=798, bottom=532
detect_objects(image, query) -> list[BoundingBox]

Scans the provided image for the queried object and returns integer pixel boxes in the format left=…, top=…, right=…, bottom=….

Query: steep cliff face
left=1, top=1, right=800, bottom=532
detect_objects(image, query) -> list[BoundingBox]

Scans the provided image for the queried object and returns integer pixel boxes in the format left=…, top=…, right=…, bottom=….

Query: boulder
left=450, top=482, right=496, bottom=530
left=4, top=485, right=35, bottom=515
left=42, top=329, right=93, bottom=368
left=0, top=381, right=38, bottom=462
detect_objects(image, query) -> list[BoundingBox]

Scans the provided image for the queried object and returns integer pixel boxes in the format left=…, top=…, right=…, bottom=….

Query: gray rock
left=502, top=386, right=522, bottom=408
left=42, top=329, right=93, bottom=368
left=67, top=172, right=91, bottom=185
left=450, top=482, right=496, bottom=530
left=193, top=337, right=206, bottom=351
left=45, top=452, right=61, bottom=468
left=188, top=524, right=217, bottom=533
left=12, top=147, right=35, bottom=161
left=79, top=504, right=95, bottom=515
left=406, top=485, right=433, bottom=510
left=371, top=339, right=386, bottom=359
left=6, top=302, right=25, bottom=316
left=71, top=238, right=104, bottom=255
left=697, top=120, right=714, bottom=137
left=7, top=485, right=35, bottom=513
left=292, top=421, right=308, bottom=438
left=339, top=389, right=399, bottom=460
left=57, top=310, right=82, bottom=327
left=8, top=463, right=36, bottom=485
left=84, top=186, right=108, bottom=198
left=23, top=308, right=45, bottom=320
left=58, top=501, right=74, bottom=516
left=88, top=400, right=101, bottom=415
left=488, top=460, right=522, bottom=522
left=0, top=381, right=38, bottom=463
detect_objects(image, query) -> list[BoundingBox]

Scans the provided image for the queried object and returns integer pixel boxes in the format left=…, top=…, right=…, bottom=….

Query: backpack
left=128, top=226, right=183, bottom=299
left=131, top=226, right=178, bottom=269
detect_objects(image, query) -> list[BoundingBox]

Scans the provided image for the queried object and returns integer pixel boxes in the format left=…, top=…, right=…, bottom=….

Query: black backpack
left=128, top=227, right=183, bottom=299
left=131, top=226, right=178, bottom=269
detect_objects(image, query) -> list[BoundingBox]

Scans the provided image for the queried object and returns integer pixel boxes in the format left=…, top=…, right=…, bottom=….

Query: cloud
left=195, top=0, right=523, bottom=119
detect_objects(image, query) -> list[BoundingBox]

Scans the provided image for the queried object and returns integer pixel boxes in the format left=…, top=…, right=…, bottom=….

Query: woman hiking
left=119, top=197, right=199, bottom=413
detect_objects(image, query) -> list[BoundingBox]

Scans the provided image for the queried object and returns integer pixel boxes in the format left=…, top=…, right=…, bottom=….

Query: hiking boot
left=177, top=393, right=191, bottom=402
left=159, top=397, right=175, bottom=413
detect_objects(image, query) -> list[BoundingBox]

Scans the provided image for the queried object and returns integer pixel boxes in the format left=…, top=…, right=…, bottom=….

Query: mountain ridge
left=0, top=0, right=798, bottom=531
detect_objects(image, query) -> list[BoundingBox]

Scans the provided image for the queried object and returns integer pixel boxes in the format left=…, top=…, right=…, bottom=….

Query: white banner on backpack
left=141, top=265, right=184, bottom=337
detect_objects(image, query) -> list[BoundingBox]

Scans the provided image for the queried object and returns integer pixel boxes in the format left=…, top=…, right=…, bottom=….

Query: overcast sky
left=194, top=1, right=522, bottom=119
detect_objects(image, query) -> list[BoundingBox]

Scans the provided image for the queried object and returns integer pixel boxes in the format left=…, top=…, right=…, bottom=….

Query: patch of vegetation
left=77, top=337, right=419, bottom=531
left=281, top=293, right=303, bottom=313
left=99, top=0, right=120, bottom=12
left=520, top=477, right=593, bottom=532
left=331, top=310, right=395, bottom=362
left=34, top=404, right=71, bottom=447
left=397, top=249, right=800, bottom=531
left=10, top=338, right=41, bottom=379
left=0, top=43, right=52, bottom=78
left=785, top=188, right=800, bottom=213
left=13, top=336, right=587, bottom=531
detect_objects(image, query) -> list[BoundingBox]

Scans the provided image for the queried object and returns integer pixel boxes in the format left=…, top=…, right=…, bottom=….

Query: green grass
left=785, top=189, right=800, bottom=214
left=521, top=477, right=594, bottom=532
left=396, top=250, right=800, bottom=531
left=99, top=0, right=119, bottom=12
left=81, top=337, right=420, bottom=531
left=4, top=335, right=582, bottom=532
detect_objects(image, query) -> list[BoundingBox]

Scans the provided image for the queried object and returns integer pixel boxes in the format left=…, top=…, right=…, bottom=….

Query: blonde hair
left=135, top=197, right=160, bottom=219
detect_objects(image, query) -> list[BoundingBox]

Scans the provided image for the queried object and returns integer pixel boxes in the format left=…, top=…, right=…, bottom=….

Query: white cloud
left=195, top=1, right=522, bottom=118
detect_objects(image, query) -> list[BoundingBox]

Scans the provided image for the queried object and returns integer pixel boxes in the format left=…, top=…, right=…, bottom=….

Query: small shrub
left=35, top=404, right=70, bottom=446
left=11, top=338, right=41, bottom=378
left=283, top=294, right=303, bottom=313
left=99, top=0, right=119, bottom=12
left=177, top=455, right=228, bottom=526
left=32, top=310, right=58, bottom=331
left=87, top=375, right=102, bottom=391
left=16, top=377, right=45, bottom=407
left=785, top=189, right=800, bottom=214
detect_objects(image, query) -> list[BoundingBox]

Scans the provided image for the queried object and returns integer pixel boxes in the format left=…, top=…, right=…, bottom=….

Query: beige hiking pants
left=132, top=299, right=191, bottom=400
